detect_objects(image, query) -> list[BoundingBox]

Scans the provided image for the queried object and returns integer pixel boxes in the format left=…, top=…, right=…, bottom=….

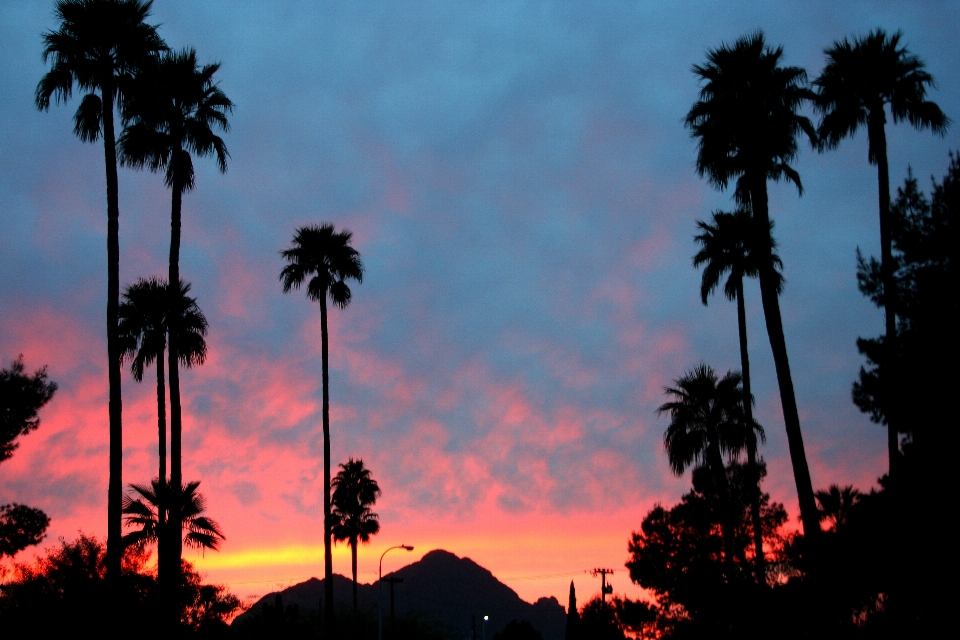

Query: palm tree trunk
left=736, top=280, right=766, bottom=585
left=168, top=169, right=184, bottom=627
left=749, top=175, right=821, bottom=543
left=156, top=345, right=167, bottom=591
left=101, top=83, right=124, bottom=587
left=321, top=294, right=334, bottom=628
left=352, top=536, right=358, bottom=611
left=707, top=439, right=735, bottom=578
left=868, top=112, right=901, bottom=480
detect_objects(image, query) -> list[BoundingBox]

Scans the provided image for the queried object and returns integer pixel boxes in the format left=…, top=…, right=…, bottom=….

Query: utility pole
left=591, top=568, right=614, bottom=605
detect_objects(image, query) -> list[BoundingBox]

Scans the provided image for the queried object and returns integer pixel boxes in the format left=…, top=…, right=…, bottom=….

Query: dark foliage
left=0, top=356, right=56, bottom=557
left=627, top=463, right=790, bottom=638
left=850, top=154, right=959, bottom=634
left=231, top=595, right=450, bottom=640
left=853, top=154, right=958, bottom=456
left=0, top=534, right=239, bottom=637
left=0, top=356, right=57, bottom=464
left=0, top=504, right=51, bottom=558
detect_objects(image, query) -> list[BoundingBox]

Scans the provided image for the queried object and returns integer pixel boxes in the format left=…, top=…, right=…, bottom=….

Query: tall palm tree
left=117, top=278, right=207, bottom=593
left=122, top=479, right=225, bottom=552
left=684, top=32, right=822, bottom=542
left=35, top=0, right=166, bottom=585
left=658, top=364, right=751, bottom=578
left=280, top=224, right=364, bottom=623
left=331, top=458, right=381, bottom=610
left=814, top=29, right=949, bottom=478
left=119, top=48, right=231, bottom=585
left=693, top=208, right=781, bottom=585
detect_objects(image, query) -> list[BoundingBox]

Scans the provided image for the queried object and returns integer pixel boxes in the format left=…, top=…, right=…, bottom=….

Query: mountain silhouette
left=233, top=549, right=566, bottom=640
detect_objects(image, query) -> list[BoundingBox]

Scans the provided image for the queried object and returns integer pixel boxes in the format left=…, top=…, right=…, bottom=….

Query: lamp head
left=484, top=616, right=489, bottom=621
left=402, top=545, right=414, bottom=551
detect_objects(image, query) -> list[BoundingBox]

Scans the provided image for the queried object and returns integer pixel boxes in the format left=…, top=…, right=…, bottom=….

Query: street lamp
left=379, top=545, right=414, bottom=640
left=483, top=614, right=489, bottom=640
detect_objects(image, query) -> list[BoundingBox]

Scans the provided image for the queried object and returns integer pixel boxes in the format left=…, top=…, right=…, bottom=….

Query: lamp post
left=379, top=545, right=413, bottom=640
left=483, top=615, right=489, bottom=640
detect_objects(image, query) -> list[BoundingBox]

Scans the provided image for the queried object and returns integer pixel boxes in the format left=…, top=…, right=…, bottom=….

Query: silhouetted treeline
left=0, top=534, right=239, bottom=638
left=230, top=593, right=449, bottom=640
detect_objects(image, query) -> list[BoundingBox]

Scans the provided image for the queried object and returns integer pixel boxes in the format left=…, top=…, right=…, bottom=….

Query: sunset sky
left=2, top=0, right=959, bottom=608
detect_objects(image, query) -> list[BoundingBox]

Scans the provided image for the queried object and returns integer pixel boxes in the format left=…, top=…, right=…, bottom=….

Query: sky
left=2, top=0, right=959, bottom=609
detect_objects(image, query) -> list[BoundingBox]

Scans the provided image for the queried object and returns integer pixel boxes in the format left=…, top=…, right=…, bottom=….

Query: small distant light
left=484, top=616, right=489, bottom=621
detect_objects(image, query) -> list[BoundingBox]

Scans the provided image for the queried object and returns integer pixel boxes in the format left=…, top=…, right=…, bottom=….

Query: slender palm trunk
left=168, top=167, right=184, bottom=626
left=868, top=111, right=901, bottom=480
left=320, top=294, right=334, bottom=627
left=102, top=84, right=124, bottom=587
left=749, top=174, right=821, bottom=543
left=351, top=536, right=358, bottom=611
left=156, top=345, right=167, bottom=590
left=707, top=438, right=735, bottom=578
left=736, top=279, right=766, bottom=585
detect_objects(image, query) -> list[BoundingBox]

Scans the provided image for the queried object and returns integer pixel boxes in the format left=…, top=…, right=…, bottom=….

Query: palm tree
left=814, top=29, right=949, bottom=478
left=331, top=458, right=381, bottom=610
left=814, top=485, right=862, bottom=531
left=119, top=47, right=231, bottom=583
left=693, top=208, right=781, bottom=585
left=280, top=224, right=364, bottom=623
left=658, top=364, right=752, bottom=578
left=122, top=479, right=224, bottom=552
left=684, top=32, right=822, bottom=542
left=35, top=0, right=166, bottom=584
left=117, top=278, right=207, bottom=593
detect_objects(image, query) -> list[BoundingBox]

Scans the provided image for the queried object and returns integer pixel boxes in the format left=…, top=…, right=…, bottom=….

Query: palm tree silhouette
left=122, top=479, right=224, bottom=552
left=693, top=208, right=780, bottom=585
left=118, top=278, right=207, bottom=594
left=331, top=458, right=381, bottom=611
left=659, top=364, right=754, bottom=578
left=119, top=47, right=231, bottom=584
left=814, top=485, right=862, bottom=531
left=814, top=29, right=949, bottom=479
left=280, top=224, right=364, bottom=624
left=684, top=32, right=821, bottom=542
left=35, top=0, right=166, bottom=584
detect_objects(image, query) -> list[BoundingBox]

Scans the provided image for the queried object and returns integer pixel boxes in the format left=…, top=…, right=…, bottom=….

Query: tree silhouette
left=658, top=364, right=756, bottom=578
left=331, top=458, right=381, bottom=611
left=626, top=464, right=788, bottom=636
left=122, top=479, right=224, bottom=552
left=280, top=223, right=363, bottom=624
left=684, top=31, right=821, bottom=542
left=35, top=0, right=166, bottom=583
left=1, top=356, right=57, bottom=557
left=815, top=29, right=949, bottom=479
left=117, top=277, right=207, bottom=597
left=118, top=47, right=230, bottom=594
left=693, top=208, right=779, bottom=585
left=814, top=485, right=861, bottom=531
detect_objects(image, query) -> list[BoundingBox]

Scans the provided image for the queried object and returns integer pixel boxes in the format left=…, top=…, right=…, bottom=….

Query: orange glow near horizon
left=190, top=509, right=656, bottom=606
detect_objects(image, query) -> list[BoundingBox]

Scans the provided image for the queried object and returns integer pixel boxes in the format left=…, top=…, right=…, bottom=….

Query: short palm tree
left=119, top=47, right=230, bottom=581
left=122, top=479, right=224, bottom=552
left=658, top=364, right=752, bottom=578
left=118, top=278, right=207, bottom=593
left=684, top=32, right=822, bottom=542
left=280, top=224, right=364, bottom=623
left=331, top=458, right=381, bottom=610
left=693, top=208, right=781, bottom=585
left=814, top=485, right=862, bottom=531
left=35, top=0, right=166, bottom=583
left=814, top=29, right=949, bottom=478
